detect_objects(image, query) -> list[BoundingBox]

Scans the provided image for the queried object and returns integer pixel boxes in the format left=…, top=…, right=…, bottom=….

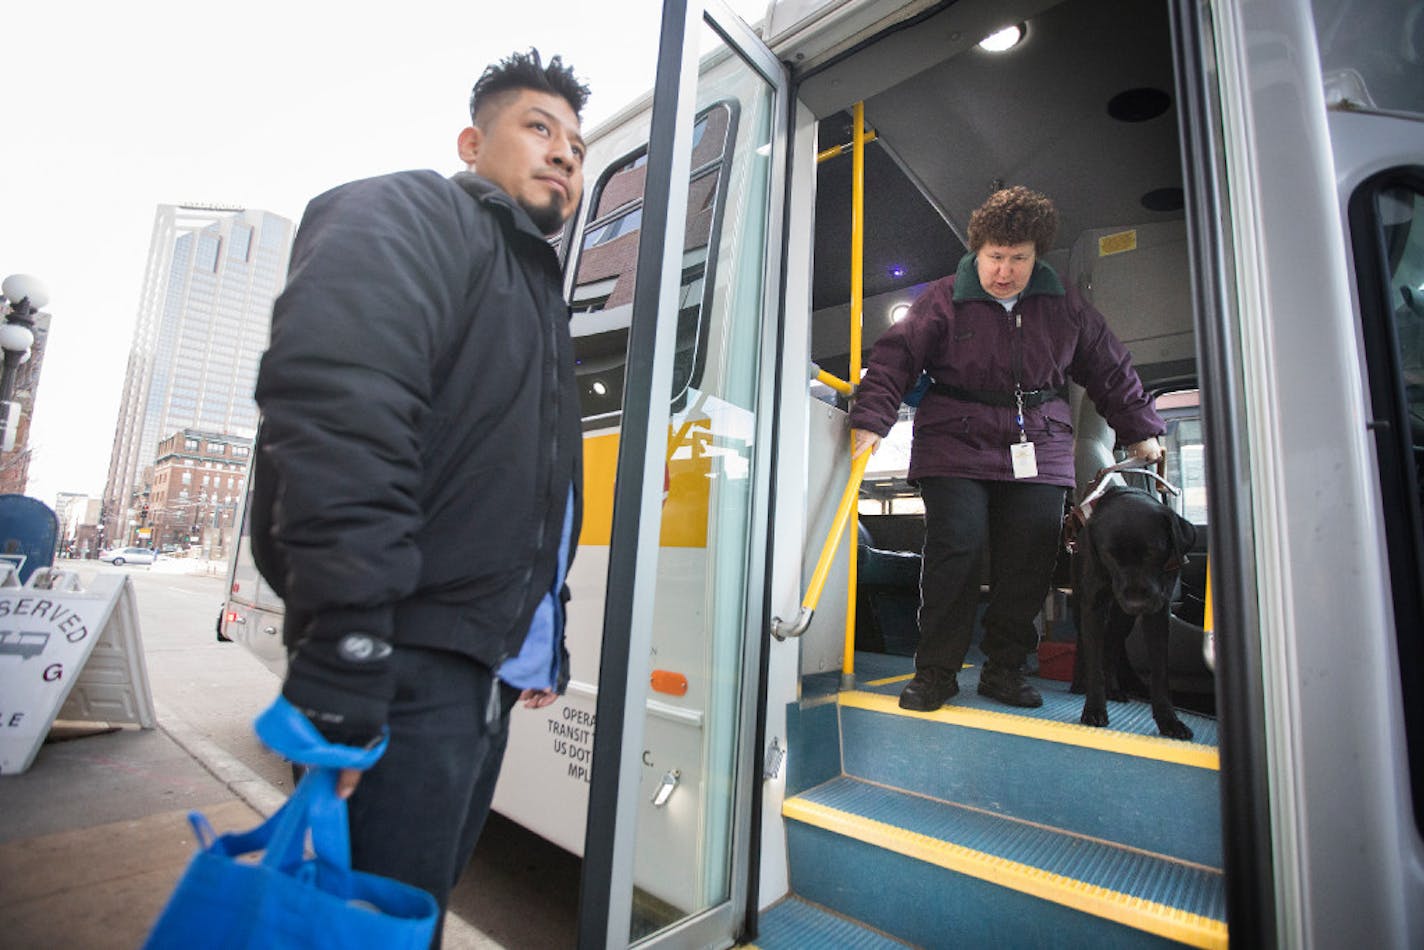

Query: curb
left=154, top=701, right=288, bottom=817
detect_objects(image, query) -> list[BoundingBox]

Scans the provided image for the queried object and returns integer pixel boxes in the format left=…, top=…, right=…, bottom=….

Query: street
left=42, top=559, right=581, bottom=947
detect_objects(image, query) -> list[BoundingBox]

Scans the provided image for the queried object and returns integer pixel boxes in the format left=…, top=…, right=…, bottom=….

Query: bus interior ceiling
left=802, top=0, right=1208, bottom=692
left=806, top=0, right=1187, bottom=380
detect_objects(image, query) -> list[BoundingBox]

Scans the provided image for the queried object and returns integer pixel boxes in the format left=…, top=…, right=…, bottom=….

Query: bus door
left=576, top=1, right=789, bottom=947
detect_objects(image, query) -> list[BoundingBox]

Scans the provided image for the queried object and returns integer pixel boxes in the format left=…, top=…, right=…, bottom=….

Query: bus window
left=1352, top=172, right=1424, bottom=828
left=1157, top=389, right=1208, bottom=525
left=569, top=106, right=735, bottom=426
left=858, top=406, right=922, bottom=516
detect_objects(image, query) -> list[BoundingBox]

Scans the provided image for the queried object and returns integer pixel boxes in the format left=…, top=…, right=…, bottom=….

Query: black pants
left=345, top=646, right=519, bottom=947
left=915, top=477, right=1066, bottom=673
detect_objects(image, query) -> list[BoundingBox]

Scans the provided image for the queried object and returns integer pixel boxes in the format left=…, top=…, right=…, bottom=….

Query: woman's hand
left=1126, top=436, right=1164, bottom=462
left=851, top=428, right=882, bottom=458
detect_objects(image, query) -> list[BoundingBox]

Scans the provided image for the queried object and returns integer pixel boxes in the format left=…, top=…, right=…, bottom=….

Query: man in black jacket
left=250, top=50, right=587, bottom=928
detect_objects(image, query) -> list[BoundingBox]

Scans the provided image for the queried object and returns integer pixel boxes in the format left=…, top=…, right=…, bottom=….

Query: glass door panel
left=629, top=17, right=778, bottom=943
left=576, top=1, right=786, bottom=947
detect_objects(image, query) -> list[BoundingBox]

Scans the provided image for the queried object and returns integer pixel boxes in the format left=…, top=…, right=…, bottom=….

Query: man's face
left=975, top=241, right=1037, bottom=299
left=458, top=89, right=585, bottom=235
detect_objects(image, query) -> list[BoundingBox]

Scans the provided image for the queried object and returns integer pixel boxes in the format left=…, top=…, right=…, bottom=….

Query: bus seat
left=1070, top=383, right=1120, bottom=502
left=857, top=515, right=922, bottom=657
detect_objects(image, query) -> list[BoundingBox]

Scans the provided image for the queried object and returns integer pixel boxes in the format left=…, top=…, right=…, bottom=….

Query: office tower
left=101, top=205, right=291, bottom=543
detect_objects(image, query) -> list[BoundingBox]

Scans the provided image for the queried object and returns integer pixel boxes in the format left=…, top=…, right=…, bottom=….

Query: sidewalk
left=0, top=708, right=501, bottom=948
left=0, top=710, right=271, bottom=949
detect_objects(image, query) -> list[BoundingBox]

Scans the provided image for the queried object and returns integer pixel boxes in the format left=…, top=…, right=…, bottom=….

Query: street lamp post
left=1, top=274, right=48, bottom=452
left=1, top=274, right=47, bottom=402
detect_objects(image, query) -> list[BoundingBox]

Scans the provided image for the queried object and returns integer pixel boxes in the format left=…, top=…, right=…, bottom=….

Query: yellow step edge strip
left=862, top=673, right=914, bottom=687
left=783, top=796, right=1228, bottom=950
left=839, top=689, right=1220, bottom=771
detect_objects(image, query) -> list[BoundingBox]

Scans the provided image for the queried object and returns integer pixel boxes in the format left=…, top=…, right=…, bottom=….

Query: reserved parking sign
left=0, top=571, right=153, bottom=774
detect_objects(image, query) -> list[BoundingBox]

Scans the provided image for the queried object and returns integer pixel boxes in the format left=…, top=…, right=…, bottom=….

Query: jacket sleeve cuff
left=848, top=416, right=893, bottom=438
left=302, top=605, right=396, bottom=643
left=1114, top=427, right=1166, bottom=448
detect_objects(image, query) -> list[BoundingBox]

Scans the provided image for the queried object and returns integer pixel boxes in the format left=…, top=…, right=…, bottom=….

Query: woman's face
left=975, top=241, right=1037, bottom=299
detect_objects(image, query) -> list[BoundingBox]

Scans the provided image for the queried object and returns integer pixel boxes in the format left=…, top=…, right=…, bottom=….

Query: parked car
left=98, top=546, right=158, bottom=566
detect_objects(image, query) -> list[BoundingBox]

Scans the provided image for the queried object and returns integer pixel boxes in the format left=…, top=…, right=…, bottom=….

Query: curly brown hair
left=966, top=186, right=1059, bottom=256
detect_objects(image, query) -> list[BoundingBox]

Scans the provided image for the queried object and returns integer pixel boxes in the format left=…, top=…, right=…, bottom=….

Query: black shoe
left=899, top=667, right=959, bottom=712
left=977, top=663, right=1043, bottom=708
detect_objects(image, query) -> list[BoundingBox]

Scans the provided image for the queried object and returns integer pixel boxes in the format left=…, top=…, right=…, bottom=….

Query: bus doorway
left=765, top=0, right=1226, bottom=946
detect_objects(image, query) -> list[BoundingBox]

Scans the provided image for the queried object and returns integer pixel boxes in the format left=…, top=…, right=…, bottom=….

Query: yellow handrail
left=844, top=101, right=868, bottom=687
left=1202, top=559, right=1216, bottom=672
left=812, top=365, right=853, bottom=396
left=815, top=129, right=878, bottom=164
left=770, top=450, right=871, bottom=640
left=1203, top=560, right=1213, bottom=633
left=772, top=102, right=871, bottom=690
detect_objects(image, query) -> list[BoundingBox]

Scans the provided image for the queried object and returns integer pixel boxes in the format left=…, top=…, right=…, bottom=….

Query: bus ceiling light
left=592, top=380, right=607, bottom=396
left=978, top=23, right=1025, bottom=53
left=890, top=303, right=911, bottom=323
left=652, top=769, right=680, bottom=807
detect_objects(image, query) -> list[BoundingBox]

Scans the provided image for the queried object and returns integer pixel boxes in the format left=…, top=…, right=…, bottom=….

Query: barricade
left=0, top=566, right=153, bottom=774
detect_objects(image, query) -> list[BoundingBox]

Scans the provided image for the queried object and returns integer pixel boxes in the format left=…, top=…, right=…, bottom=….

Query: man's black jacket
left=251, top=170, right=582, bottom=685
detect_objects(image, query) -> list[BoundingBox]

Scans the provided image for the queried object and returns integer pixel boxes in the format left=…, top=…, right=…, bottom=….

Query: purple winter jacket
left=849, top=253, right=1164, bottom=488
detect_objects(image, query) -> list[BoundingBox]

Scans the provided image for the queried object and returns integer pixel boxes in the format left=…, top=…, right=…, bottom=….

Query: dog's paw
left=1080, top=706, right=1109, bottom=728
left=1106, top=686, right=1129, bottom=702
left=1157, top=717, right=1194, bottom=741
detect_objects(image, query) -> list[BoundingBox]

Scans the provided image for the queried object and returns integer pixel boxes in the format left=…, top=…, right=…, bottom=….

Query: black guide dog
left=1071, top=485, right=1198, bottom=740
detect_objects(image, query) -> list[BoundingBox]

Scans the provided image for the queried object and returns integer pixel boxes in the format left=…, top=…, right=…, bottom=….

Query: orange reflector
left=650, top=669, right=688, bottom=696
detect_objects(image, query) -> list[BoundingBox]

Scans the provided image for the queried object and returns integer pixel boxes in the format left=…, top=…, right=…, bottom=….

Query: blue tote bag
left=144, top=701, right=438, bottom=949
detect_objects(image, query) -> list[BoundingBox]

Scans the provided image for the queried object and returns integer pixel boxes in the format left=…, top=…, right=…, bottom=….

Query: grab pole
left=842, top=101, right=868, bottom=689
left=769, top=451, right=871, bottom=640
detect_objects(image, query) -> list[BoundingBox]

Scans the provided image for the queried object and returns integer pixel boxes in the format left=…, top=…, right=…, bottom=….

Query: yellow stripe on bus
left=581, top=428, right=710, bottom=548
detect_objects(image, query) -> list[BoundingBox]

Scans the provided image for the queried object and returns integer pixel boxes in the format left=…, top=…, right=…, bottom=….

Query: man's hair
left=966, top=186, right=1059, bottom=256
left=469, top=49, right=590, bottom=126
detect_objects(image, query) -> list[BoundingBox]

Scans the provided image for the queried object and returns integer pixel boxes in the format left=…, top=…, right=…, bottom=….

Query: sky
left=2, top=0, right=767, bottom=509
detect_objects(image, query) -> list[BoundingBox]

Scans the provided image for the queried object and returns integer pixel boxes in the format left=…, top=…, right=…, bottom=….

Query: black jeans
left=345, top=646, right=519, bottom=947
left=915, top=477, right=1066, bottom=673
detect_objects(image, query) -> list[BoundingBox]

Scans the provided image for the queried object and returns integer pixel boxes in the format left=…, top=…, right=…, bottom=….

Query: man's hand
left=283, top=632, right=393, bottom=749
left=337, top=769, right=362, bottom=799
left=519, top=688, right=559, bottom=709
left=1127, top=436, right=1164, bottom=463
left=851, top=428, right=882, bottom=458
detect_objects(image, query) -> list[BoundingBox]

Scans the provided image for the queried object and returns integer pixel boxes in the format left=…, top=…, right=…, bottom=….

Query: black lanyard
left=1010, top=308, right=1028, bottom=443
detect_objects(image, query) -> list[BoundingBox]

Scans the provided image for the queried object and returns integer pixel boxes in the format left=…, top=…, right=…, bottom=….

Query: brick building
left=143, top=428, right=251, bottom=557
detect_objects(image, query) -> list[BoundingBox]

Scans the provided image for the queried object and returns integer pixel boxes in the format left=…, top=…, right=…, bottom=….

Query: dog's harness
left=1063, top=456, right=1181, bottom=555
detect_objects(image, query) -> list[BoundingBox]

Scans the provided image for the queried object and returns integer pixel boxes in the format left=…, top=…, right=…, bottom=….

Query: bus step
left=783, top=775, right=1226, bottom=949
left=746, top=895, right=913, bottom=949
left=837, top=675, right=1221, bottom=867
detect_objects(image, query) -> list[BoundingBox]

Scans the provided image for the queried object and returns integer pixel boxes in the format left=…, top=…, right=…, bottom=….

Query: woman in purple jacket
left=850, top=187, right=1164, bottom=711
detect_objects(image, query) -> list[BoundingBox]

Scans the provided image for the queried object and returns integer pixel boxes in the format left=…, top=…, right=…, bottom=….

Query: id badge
left=1010, top=441, right=1038, bottom=479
